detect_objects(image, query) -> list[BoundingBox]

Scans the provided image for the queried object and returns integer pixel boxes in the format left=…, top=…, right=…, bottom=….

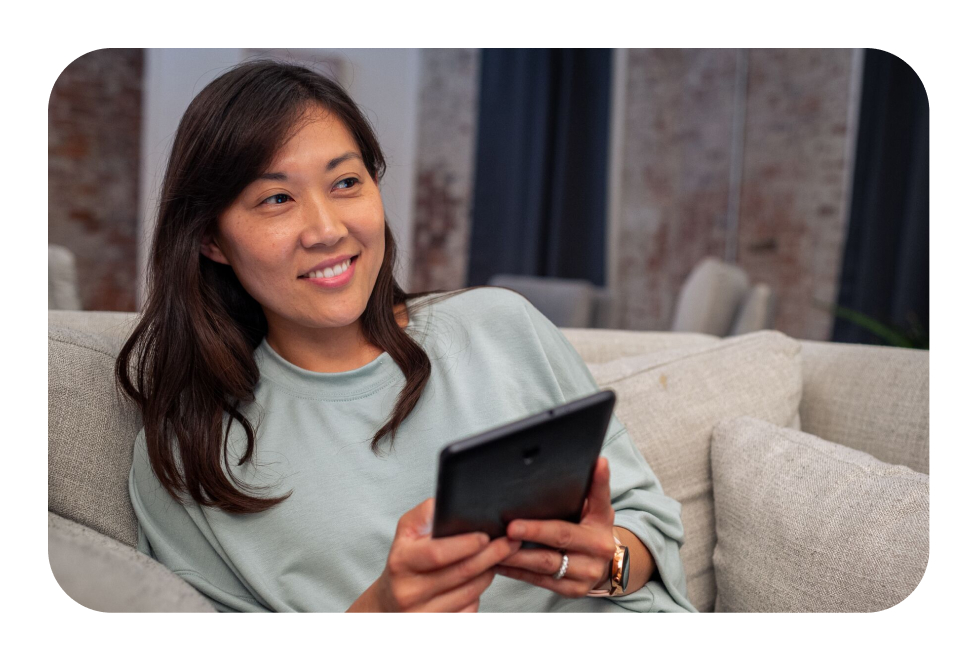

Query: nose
left=298, top=193, right=348, bottom=248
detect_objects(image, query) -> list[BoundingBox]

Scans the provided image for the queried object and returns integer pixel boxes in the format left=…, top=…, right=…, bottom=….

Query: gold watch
left=587, top=534, right=630, bottom=597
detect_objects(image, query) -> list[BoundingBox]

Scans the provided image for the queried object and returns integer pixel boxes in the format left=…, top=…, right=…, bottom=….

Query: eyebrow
left=257, top=152, right=364, bottom=181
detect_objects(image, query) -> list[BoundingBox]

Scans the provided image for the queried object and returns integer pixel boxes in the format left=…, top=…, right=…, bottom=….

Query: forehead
left=270, top=107, right=359, bottom=164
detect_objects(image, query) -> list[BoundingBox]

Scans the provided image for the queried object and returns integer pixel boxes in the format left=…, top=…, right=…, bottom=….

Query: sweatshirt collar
left=254, top=298, right=432, bottom=401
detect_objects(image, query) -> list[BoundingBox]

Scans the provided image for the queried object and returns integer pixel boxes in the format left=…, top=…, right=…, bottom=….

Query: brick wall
left=49, top=48, right=143, bottom=311
left=736, top=49, right=853, bottom=340
left=409, top=49, right=481, bottom=293
left=617, top=48, right=855, bottom=339
left=616, top=49, right=738, bottom=331
left=409, top=49, right=857, bottom=340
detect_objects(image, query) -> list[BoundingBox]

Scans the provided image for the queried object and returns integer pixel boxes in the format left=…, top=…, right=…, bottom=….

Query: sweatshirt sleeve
left=516, top=294, right=697, bottom=613
left=128, top=429, right=274, bottom=613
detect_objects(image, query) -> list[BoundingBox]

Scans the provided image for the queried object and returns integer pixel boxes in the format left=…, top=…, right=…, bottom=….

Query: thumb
left=398, top=497, right=435, bottom=539
left=582, top=457, right=614, bottom=525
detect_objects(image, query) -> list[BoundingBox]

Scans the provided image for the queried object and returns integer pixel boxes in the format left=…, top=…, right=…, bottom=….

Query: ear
left=200, top=233, right=231, bottom=265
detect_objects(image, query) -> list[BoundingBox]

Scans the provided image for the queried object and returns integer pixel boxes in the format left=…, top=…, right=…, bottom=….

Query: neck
left=264, top=302, right=408, bottom=373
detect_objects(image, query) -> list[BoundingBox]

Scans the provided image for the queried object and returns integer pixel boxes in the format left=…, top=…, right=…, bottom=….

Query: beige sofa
left=48, top=310, right=929, bottom=612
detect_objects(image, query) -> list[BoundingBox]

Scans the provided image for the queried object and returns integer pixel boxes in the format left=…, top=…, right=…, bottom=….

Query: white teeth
left=303, top=258, right=352, bottom=279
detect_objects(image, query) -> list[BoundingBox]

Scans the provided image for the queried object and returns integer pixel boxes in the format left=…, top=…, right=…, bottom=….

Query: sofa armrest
left=797, top=341, right=928, bottom=474
left=48, top=512, right=216, bottom=612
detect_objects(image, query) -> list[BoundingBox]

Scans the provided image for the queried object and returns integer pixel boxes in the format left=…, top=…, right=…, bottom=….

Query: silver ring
left=552, top=553, right=569, bottom=580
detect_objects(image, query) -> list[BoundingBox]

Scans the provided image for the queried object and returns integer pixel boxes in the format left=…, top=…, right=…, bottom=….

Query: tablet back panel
left=432, top=390, right=616, bottom=540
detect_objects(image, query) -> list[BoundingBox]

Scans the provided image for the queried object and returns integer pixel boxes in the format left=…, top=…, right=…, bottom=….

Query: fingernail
left=510, top=523, right=524, bottom=537
left=478, top=533, right=490, bottom=545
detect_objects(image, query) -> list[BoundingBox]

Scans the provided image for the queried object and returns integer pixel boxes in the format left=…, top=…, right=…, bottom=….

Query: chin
left=310, top=304, right=367, bottom=328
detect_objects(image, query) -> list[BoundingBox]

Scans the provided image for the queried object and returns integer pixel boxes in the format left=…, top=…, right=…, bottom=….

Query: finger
left=397, top=498, right=436, bottom=539
left=458, top=601, right=479, bottom=613
left=582, top=457, right=614, bottom=525
left=507, top=518, right=611, bottom=557
left=494, top=565, right=591, bottom=599
left=420, top=537, right=521, bottom=596
left=415, top=570, right=495, bottom=613
left=497, top=549, right=604, bottom=584
left=401, top=531, right=492, bottom=572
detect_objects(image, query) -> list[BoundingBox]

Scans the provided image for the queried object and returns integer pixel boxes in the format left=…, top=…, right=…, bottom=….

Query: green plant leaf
left=811, top=300, right=916, bottom=348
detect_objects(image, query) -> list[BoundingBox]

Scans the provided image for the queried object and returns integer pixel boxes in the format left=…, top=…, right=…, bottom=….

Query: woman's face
left=202, top=107, right=386, bottom=336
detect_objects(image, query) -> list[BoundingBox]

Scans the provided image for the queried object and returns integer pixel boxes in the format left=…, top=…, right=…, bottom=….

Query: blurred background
left=48, top=48, right=928, bottom=347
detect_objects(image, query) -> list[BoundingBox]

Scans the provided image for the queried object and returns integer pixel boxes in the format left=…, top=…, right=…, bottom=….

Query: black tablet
left=432, top=389, right=616, bottom=541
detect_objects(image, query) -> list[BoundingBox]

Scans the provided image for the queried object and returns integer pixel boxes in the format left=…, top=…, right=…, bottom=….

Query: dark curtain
left=467, top=49, right=612, bottom=287
left=832, top=49, right=929, bottom=346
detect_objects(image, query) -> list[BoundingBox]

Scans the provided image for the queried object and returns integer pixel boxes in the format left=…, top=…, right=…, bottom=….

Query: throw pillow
left=711, top=416, right=928, bottom=612
left=585, top=330, right=803, bottom=612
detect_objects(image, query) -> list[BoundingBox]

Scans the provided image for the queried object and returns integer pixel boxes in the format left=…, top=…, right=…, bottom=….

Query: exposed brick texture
left=49, top=48, right=142, bottom=311
left=736, top=49, right=853, bottom=340
left=616, top=49, right=855, bottom=339
left=408, top=49, right=857, bottom=340
left=409, top=49, right=481, bottom=293
left=617, top=49, right=738, bottom=331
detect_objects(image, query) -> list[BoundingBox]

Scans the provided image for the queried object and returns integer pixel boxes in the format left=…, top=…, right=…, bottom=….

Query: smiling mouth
left=298, top=255, right=358, bottom=279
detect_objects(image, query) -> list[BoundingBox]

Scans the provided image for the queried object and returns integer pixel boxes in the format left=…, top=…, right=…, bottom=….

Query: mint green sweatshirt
left=129, top=287, right=695, bottom=612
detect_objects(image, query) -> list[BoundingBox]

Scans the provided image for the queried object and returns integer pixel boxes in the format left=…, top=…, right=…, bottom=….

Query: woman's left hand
left=494, top=456, right=617, bottom=598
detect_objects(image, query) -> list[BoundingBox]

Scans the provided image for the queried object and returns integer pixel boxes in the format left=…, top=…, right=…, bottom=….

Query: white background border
left=18, top=0, right=969, bottom=657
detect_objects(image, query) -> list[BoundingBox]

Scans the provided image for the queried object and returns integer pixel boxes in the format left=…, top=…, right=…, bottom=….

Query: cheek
left=223, top=226, right=295, bottom=287
left=364, top=199, right=387, bottom=242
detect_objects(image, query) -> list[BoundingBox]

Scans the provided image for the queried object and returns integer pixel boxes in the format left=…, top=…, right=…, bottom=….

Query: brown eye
left=335, top=177, right=359, bottom=190
left=262, top=193, right=293, bottom=205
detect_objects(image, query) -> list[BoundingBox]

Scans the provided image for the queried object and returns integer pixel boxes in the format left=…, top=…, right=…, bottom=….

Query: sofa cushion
left=563, top=328, right=719, bottom=365
left=711, top=416, right=928, bottom=612
left=49, top=325, right=141, bottom=547
left=48, top=310, right=139, bottom=351
left=585, top=330, right=803, bottom=613
left=49, top=512, right=215, bottom=612
left=798, top=340, right=929, bottom=474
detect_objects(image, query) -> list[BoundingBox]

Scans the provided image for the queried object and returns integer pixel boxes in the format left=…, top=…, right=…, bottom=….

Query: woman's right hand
left=348, top=498, right=521, bottom=612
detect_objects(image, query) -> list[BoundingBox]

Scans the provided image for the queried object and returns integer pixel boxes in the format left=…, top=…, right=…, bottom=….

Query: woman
left=120, top=60, right=695, bottom=613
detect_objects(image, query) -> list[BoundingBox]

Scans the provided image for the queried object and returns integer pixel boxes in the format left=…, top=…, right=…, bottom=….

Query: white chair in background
left=487, top=274, right=608, bottom=329
left=488, top=257, right=775, bottom=335
left=49, top=244, right=82, bottom=311
left=671, top=257, right=750, bottom=336
left=730, top=284, right=777, bottom=336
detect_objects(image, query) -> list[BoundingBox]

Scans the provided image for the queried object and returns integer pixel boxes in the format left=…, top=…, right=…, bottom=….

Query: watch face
left=621, top=547, right=630, bottom=589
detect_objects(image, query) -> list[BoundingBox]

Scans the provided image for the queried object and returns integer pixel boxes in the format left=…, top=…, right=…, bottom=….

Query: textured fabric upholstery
left=489, top=275, right=595, bottom=328
left=562, top=328, right=719, bottom=364
left=48, top=310, right=139, bottom=350
left=670, top=257, right=750, bottom=335
left=46, top=309, right=927, bottom=613
left=585, top=331, right=803, bottom=612
left=48, top=325, right=141, bottom=547
left=49, top=512, right=216, bottom=612
left=48, top=244, right=82, bottom=310
left=711, top=417, right=928, bottom=612
left=798, top=340, right=929, bottom=474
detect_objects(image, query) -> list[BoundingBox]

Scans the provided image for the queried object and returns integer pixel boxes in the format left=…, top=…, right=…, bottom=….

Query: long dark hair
left=117, top=60, right=483, bottom=514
